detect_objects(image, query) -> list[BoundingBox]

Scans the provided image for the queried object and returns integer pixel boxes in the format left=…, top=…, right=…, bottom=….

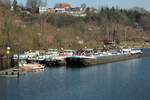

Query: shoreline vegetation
left=0, top=6, right=150, bottom=51
left=0, top=5, right=150, bottom=70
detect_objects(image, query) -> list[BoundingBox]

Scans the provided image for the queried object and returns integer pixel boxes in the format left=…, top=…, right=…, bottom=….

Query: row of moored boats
left=13, top=48, right=143, bottom=70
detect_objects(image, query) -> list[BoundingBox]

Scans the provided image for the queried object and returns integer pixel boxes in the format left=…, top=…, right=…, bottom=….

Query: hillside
left=0, top=6, right=150, bottom=54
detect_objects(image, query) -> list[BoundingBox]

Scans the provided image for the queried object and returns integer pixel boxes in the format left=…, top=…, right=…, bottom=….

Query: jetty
left=0, top=68, right=26, bottom=78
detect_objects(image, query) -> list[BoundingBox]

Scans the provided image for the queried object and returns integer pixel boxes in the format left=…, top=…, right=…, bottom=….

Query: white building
left=39, top=0, right=47, bottom=14
left=39, top=7, right=48, bottom=14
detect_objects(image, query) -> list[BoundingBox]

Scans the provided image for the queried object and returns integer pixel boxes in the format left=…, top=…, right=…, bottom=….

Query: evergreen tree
left=12, top=0, right=17, bottom=11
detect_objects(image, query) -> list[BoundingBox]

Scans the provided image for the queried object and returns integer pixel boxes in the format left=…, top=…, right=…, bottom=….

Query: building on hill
left=39, top=6, right=47, bottom=14
left=53, top=3, right=87, bottom=17
left=55, top=3, right=71, bottom=10
left=39, top=0, right=48, bottom=14
left=48, top=8, right=56, bottom=13
left=54, top=3, right=71, bottom=13
left=70, top=7, right=87, bottom=17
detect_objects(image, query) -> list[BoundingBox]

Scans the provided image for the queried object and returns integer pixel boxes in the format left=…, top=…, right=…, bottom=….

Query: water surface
left=0, top=49, right=150, bottom=100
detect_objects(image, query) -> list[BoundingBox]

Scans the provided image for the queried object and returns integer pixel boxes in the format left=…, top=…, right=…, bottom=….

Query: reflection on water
left=0, top=56, right=150, bottom=100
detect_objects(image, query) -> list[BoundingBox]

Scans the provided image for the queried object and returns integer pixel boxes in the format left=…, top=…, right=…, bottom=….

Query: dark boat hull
left=65, top=53, right=142, bottom=67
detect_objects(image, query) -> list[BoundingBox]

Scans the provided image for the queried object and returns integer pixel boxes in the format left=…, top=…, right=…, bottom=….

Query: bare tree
left=0, top=0, right=11, bottom=7
left=26, top=0, right=42, bottom=13
left=26, top=0, right=42, bottom=8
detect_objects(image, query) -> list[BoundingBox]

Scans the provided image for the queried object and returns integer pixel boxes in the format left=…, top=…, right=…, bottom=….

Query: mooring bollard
left=11, top=72, right=14, bottom=75
left=5, top=72, right=8, bottom=75
left=17, top=72, right=19, bottom=78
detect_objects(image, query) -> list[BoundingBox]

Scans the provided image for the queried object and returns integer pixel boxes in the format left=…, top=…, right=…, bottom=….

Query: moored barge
left=65, top=48, right=143, bottom=67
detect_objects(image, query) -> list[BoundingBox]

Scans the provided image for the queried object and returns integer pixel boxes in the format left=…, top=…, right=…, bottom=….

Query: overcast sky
left=17, top=0, right=150, bottom=10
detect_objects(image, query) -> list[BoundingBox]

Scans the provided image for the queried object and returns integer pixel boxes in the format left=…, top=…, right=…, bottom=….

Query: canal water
left=0, top=48, right=150, bottom=100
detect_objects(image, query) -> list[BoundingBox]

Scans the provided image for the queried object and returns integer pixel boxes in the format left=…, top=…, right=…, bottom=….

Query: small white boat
left=19, top=63, right=45, bottom=71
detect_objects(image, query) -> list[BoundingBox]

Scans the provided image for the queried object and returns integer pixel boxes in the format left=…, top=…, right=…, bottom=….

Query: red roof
left=55, top=3, right=71, bottom=9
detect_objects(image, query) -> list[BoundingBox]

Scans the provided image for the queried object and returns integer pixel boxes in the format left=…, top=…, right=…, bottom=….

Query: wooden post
left=0, top=55, right=3, bottom=69
left=17, top=47, right=20, bottom=78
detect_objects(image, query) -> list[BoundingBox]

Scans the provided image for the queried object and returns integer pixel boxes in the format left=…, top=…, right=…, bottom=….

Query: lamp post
left=6, top=46, right=11, bottom=68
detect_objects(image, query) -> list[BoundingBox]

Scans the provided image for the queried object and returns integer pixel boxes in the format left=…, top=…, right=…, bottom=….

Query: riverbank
left=1, top=6, right=150, bottom=52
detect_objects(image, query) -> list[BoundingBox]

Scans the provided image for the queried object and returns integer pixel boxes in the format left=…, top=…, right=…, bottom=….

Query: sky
left=17, top=0, right=150, bottom=10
